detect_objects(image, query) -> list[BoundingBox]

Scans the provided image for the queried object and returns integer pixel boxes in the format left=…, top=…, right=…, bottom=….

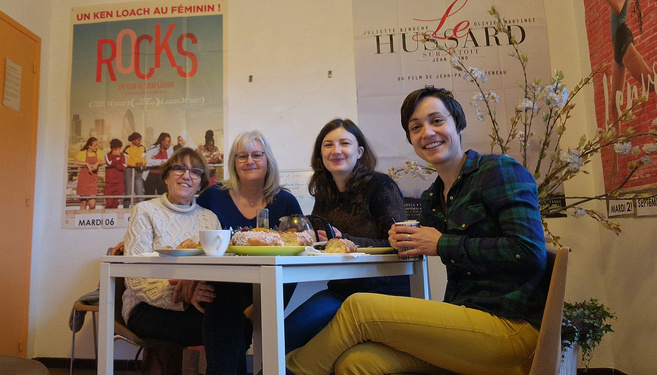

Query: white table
left=98, top=254, right=431, bottom=375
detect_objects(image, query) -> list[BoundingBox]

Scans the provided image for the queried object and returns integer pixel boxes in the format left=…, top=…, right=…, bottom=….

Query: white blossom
left=613, top=142, right=632, bottom=155
left=462, top=67, right=488, bottom=83
left=573, top=207, right=587, bottom=218
left=642, top=143, right=657, bottom=154
left=485, top=91, right=501, bottom=103
left=631, top=146, right=641, bottom=157
left=518, top=130, right=536, bottom=142
left=451, top=55, right=460, bottom=68
left=560, top=149, right=584, bottom=172
left=517, top=98, right=537, bottom=113
left=640, top=155, right=653, bottom=165
left=543, top=83, right=570, bottom=108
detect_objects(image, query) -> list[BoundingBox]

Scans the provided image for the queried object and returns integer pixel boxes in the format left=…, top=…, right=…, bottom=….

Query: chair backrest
left=529, top=246, right=569, bottom=375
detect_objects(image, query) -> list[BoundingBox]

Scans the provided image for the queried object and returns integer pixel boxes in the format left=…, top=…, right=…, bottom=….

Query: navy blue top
left=196, top=183, right=303, bottom=229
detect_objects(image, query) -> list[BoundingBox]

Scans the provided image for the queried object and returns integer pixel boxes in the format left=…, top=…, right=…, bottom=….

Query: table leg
left=98, top=263, right=114, bottom=375
left=252, top=284, right=262, bottom=373
left=259, top=266, right=285, bottom=374
left=409, top=256, right=431, bottom=300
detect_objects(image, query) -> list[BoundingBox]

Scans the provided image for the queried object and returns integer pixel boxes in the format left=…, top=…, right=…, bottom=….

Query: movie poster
left=64, top=1, right=226, bottom=229
left=352, top=0, right=551, bottom=197
left=583, top=0, right=657, bottom=205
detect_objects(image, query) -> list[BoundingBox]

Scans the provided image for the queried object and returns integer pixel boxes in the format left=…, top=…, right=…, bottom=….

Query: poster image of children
left=174, top=129, right=198, bottom=152
left=198, top=130, right=224, bottom=186
left=104, top=138, right=127, bottom=209
left=123, top=132, right=146, bottom=209
left=143, top=132, right=173, bottom=195
left=73, top=137, right=105, bottom=210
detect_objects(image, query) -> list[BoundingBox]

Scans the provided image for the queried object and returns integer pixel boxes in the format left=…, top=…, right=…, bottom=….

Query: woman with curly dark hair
left=284, top=118, right=410, bottom=353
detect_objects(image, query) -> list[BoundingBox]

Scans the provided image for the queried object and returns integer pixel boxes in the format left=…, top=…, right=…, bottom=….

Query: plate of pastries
left=155, top=239, right=203, bottom=256
left=228, top=228, right=313, bottom=256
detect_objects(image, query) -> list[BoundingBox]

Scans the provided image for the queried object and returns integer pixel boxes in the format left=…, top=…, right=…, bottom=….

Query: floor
left=46, top=348, right=208, bottom=375
left=48, top=369, right=139, bottom=375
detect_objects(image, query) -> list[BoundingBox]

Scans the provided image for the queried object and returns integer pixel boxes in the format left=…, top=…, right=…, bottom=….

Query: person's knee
left=334, top=342, right=385, bottom=375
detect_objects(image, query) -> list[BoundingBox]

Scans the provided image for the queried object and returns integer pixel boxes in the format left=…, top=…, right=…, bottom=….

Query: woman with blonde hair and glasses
left=193, top=130, right=303, bottom=374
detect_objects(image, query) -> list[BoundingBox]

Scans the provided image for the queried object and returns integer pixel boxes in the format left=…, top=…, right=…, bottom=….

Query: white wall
left=1, top=0, right=656, bottom=373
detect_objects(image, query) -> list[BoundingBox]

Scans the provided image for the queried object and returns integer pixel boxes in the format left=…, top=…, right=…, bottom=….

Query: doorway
left=0, top=11, right=41, bottom=357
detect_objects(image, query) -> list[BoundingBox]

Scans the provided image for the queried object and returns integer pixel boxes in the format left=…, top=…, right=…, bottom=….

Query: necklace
left=236, top=190, right=260, bottom=208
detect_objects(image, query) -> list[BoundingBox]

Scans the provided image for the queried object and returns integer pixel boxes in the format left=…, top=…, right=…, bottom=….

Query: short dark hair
left=128, top=132, right=142, bottom=142
left=308, top=119, right=376, bottom=201
left=161, top=148, right=211, bottom=191
left=109, top=138, right=123, bottom=149
left=400, top=87, right=467, bottom=143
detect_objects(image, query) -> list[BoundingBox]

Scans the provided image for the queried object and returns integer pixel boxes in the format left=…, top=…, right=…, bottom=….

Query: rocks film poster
left=65, top=1, right=226, bottom=229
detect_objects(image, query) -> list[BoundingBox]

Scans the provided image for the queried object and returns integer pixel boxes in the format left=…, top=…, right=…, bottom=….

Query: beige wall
left=1, top=0, right=655, bottom=373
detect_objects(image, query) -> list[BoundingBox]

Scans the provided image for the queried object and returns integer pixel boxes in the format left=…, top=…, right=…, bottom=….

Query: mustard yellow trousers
left=286, top=293, right=538, bottom=375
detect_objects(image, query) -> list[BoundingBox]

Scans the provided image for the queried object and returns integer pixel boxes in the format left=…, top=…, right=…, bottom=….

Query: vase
left=559, top=343, right=579, bottom=375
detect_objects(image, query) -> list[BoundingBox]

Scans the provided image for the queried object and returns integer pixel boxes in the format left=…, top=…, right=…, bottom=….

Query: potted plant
left=561, top=299, right=616, bottom=373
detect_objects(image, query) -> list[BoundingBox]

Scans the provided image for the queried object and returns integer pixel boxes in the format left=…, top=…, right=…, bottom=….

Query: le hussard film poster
left=351, top=0, right=552, bottom=197
left=65, top=1, right=226, bottom=229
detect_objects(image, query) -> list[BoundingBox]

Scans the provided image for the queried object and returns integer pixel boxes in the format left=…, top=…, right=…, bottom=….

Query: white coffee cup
left=200, top=229, right=231, bottom=256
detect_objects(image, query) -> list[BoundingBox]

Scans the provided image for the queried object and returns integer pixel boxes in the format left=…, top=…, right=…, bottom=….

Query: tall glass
left=256, top=208, right=269, bottom=229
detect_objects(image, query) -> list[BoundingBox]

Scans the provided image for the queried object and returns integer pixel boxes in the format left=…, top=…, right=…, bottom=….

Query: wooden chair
left=528, top=246, right=570, bottom=375
left=388, top=246, right=570, bottom=375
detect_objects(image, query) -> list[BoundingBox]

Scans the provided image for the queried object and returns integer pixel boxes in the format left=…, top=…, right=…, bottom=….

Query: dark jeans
left=203, top=282, right=298, bottom=375
left=203, top=282, right=253, bottom=375
left=284, top=290, right=344, bottom=354
left=127, top=302, right=203, bottom=347
left=129, top=282, right=297, bottom=375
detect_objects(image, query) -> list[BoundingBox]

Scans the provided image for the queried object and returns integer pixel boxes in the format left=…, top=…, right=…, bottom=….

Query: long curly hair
left=308, top=119, right=376, bottom=205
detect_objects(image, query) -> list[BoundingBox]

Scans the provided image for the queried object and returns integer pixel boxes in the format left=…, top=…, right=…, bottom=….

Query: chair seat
left=0, top=355, right=49, bottom=375
left=72, top=302, right=99, bottom=313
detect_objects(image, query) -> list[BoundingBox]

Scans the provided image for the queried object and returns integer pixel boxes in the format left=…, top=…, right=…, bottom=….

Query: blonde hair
left=221, top=131, right=281, bottom=204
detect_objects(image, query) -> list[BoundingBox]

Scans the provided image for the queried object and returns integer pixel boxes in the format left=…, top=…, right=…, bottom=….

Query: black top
left=313, top=172, right=410, bottom=297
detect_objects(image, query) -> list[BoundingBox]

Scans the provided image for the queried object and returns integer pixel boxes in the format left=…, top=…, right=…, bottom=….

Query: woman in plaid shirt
left=287, top=87, right=547, bottom=375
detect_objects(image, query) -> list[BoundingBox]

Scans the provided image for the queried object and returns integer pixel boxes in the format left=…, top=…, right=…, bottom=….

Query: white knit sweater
left=121, top=194, right=220, bottom=323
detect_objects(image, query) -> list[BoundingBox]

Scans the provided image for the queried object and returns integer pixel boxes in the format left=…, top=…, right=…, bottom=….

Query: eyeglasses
left=235, top=151, right=265, bottom=163
left=170, top=164, right=204, bottom=179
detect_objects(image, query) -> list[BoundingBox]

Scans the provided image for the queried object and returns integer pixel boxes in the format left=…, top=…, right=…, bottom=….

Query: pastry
left=177, top=239, right=201, bottom=249
left=324, top=238, right=358, bottom=253
left=230, top=228, right=314, bottom=246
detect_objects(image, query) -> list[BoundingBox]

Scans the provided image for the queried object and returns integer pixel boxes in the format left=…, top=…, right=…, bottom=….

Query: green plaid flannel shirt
left=420, top=150, right=547, bottom=326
